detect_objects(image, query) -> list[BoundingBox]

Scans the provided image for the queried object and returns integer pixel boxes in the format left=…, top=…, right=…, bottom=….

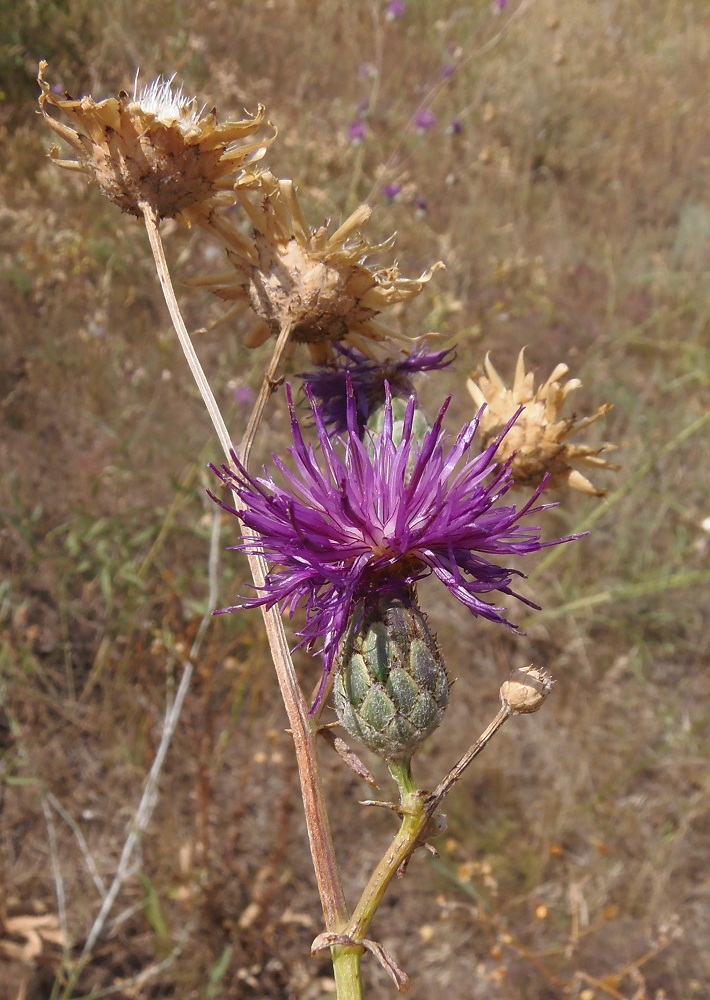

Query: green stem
left=349, top=802, right=427, bottom=944
left=345, top=759, right=427, bottom=945
left=332, top=946, right=365, bottom=1000
left=388, top=759, right=417, bottom=800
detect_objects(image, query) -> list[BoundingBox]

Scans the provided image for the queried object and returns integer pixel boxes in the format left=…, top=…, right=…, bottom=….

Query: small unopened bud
left=500, top=665, right=554, bottom=715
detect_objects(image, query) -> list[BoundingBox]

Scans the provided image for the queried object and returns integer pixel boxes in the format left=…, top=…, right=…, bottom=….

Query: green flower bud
left=366, top=397, right=432, bottom=470
left=334, top=594, right=449, bottom=762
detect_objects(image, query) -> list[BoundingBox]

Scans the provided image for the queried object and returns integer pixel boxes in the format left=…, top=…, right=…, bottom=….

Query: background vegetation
left=1, top=0, right=709, bottom=996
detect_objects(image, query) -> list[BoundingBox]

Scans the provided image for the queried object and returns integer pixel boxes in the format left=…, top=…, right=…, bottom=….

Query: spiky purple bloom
left=383, top=183, right=401, bottom=200
left=386, top=0, right=405, bottom=20
left=296, top=344, right=455, bottom=435
left=209, top=381, right=576, bottom=709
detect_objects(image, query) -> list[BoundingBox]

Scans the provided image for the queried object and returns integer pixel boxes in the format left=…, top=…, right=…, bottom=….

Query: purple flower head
left=348, top=121, right=367, bottom=144
left=296, top=344, right=455, bottom=435
left=383, top=182, right=401, bottom=200
left=414, top=108, right=436, bottom=132
left=448, top=118, right=463, bottom=135
left=415, top=198, right=428, bottom=217
left=386, top=0, right=405, bottom=20
left=441, top=63, right=457, bottom=80
left=233, top=383, right=255, bottom=407
left=209, top=381, right=577, bottom=710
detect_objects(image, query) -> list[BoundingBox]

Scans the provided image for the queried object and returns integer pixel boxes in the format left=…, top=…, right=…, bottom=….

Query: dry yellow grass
left=1, top=1, right=709, bottom=997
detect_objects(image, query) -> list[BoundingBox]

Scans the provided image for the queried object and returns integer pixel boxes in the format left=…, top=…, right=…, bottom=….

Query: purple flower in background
left=358, top=62, right=378, bottom=80
left=448, top=118, right=463, bottom=135
left=383, top=183, right=401, bottom=200
left=386, top=0, right=405, bottom=20
left=414, top=198, right=428, bottom=217
left=233, top=383, right=255, bottom=407
left=441, top=63, right=457, bottom=80
left=494, top=0, right=508, bottom=10
left=348, top=121, right=367, bottom=144
left=209, top=382, right=574, bottom=708
left=297, top=344, right=455, bottom=435
left=414, top=108, right=436, bottom=131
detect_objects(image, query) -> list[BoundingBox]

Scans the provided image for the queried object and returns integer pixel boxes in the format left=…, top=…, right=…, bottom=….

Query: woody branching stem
left=238, top=317, right=294, bottom=468
left=140, top=203, right=349, bottom=939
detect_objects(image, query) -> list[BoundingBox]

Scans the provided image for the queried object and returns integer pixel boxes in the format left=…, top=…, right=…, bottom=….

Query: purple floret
left=296, top=343, right=455, bottom=435
left=209, top=381, right=576, bottom=710
left=348, top=121, right=367, bottom=143
left=414, top=109, right=436, bottom=131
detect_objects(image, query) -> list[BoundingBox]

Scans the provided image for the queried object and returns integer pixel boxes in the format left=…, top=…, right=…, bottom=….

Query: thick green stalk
left=332, top=946, right=365, bottom=1000
left=347, top=812, right=426, bottom=956
left=347, top=759, right=427, bottom=945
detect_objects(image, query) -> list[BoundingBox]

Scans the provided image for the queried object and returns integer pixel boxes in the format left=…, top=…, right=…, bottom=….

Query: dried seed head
left=467, top=349, right=619, bottom=496
left=500, top=664, right=554, bottom=715
left=334, top=594, right=449, bottom=762
left=196, top=171, right=442, bottom=362
left=37, top=62, right=274, bottom=222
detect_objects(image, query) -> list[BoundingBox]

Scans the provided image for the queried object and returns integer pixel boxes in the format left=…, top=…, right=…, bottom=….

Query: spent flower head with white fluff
left=37, top=61, right=274, bottom=222
left=209, top=380, right=577, bottom=707
left=132, top=73, right=202, bottom=129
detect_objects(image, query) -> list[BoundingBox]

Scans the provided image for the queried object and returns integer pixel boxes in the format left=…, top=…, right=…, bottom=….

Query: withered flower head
left=500, top=665, right=554, bottom=715
left=196, top=170, right=443, bottom=363
left=467, top=349, right=619, bottom=496
left=37, top=61, right=274, bottom=223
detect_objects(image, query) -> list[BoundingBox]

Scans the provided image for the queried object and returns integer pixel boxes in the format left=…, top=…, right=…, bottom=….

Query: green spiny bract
left=334, top=594, right=449, bottom=763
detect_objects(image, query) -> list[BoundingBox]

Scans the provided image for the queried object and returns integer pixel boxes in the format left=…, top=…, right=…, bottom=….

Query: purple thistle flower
left=348, top=121, right=367, bottom=144
left=386, top=0, right=405, bottom=20
left=414, top=108, right=436, bottom=131
left=209, top=382, right=576, bottom=710
left=383, top=182, right=401, bottom=200
left=296, top=344, right=455, bottom=435
left=233, top=383, right=255, bottom=407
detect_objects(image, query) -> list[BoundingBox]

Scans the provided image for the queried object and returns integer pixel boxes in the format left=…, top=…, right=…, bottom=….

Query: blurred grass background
left=1, top=0, right=709, bottom=997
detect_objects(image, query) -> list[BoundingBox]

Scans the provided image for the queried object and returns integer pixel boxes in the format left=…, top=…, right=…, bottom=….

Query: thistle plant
left=38, top=65, right=617, bottom=998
